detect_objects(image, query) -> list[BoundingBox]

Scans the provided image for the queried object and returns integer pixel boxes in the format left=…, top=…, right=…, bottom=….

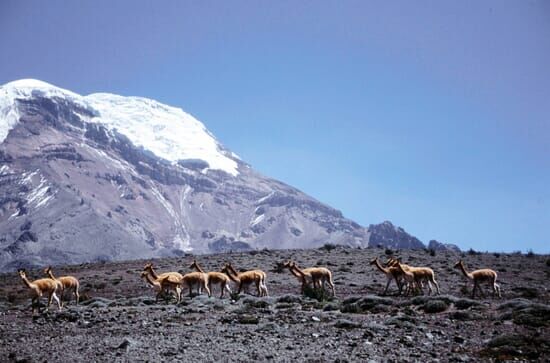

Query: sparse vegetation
left=302, top=285, right=333, bottom=302
left=319, top=243, right=337, bottom=252
left=467, top=248, right=480, bottom=255
left=422, top=299, right=448, bottom=313
left=0, top=248, right=548, bottom=361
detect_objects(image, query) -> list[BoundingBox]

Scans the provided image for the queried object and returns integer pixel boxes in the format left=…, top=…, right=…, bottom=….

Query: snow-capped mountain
left=0, top=79, right=452, bottom=271
left=1, top=79, right=239, bottom=175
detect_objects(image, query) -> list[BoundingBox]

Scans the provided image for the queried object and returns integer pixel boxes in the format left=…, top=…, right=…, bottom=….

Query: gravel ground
left=0, top=247, right=548, bottom=362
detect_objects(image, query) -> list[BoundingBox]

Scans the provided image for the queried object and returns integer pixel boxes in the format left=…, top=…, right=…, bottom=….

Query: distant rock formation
left=428, top=239, right=461, bottom=252
left=367, top=221, right=425, bottom=249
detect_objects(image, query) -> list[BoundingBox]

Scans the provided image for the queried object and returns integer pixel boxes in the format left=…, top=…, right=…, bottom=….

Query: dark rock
left=422, top=300, right=449, bottom=313
left=334, top=319, right=362, bottom=329
left=448, top=311, right=483, bottom=321
left=341, top=295, right=393, bottom=314
left=238, top=315, right=260, bottom=324
left=276, top=294, right=303, bottom=304
left=80, top=297, right=114, bottom=308
left=116, top=338, right=138, bottom=351
left=454, top=298, right=481, bottom=310
left=481, top=333, right=549, bottom=360
left=512, top=304, right=550, bottom=327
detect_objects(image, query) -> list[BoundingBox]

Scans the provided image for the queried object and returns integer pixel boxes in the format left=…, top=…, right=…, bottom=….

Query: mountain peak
left=1, top=79, right=239, bottom=176
left=0, top=79, right=371, bottom=270
left=3, top=79, right=58, bottom=89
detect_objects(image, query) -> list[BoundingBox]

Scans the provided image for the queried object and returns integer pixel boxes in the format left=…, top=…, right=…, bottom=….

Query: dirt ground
left=0, top=246, right=548, bottom=362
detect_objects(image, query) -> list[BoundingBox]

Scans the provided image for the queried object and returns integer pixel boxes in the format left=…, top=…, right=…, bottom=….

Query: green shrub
left=303, top=285, right=333, bottom=302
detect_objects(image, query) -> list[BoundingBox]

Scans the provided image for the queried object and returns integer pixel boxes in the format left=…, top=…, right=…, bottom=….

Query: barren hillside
left=0, top=247, right=548, bottom=362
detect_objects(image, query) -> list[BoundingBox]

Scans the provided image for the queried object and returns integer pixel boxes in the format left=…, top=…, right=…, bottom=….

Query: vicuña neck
left=20, top=275, right=33, bottom=289
left=147, top=267, right=159, bottom=280
left=143, top=273, right=160, bottom=288
left=227, top=264, right=238, bottom=276
left=287, top=265, right=302, bottom=278
left=373, top=259, right=389, bottom=274
left=193, top=263, right=205, bottom=273
left=291, top=265, right=307, bottom=277
left=224, top=268, right=239, bottom=282
left=458, top=263, right=472, bottom=279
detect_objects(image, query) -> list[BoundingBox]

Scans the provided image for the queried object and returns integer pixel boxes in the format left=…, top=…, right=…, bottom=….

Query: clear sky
left=1, top=1, right=548, bottom=252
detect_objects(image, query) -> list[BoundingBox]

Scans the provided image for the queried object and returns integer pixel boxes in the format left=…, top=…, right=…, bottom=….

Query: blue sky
left=1, top=1, right=548, bottom=252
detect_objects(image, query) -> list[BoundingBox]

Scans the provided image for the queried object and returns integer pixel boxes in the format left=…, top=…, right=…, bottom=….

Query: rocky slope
left=0, top=80, right=456, bottom=271
left=0, top=247, right=548, bottom=362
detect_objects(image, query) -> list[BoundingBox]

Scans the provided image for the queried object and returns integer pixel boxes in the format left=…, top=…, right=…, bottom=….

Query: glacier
left=0, top=79, right=239, bottom=176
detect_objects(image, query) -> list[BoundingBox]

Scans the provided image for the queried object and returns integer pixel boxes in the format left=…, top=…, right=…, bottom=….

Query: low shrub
left=320, top=243, right=337, bottom=252
left=423, top=300, right=449, bottom=313
left=303, top=285, right=333, bottom=302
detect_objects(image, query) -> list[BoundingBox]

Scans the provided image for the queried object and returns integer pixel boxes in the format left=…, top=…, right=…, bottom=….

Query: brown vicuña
left=18, top=269, right=62, bottom=314
left=369, top=257, right=404, bottom=295
left=387, top=258, right=440, bottom=295
left=181, top=271, right=211, bottom=297
left=284, top=260, right=335, bottom=297
left=394, top=261, right=440, bottom=295
left=393, top=262, right=422, bottom=296
left=141, top=271, right=182, bottom=303
left=221, top=263, right=267, bottom=297
left=454, top=259, right=501, bottom=299
left=190, top=259, right=231, bottom=298
left=282, top=260, right=314, bottom=293
left=143, top=262, right=183, bottom=282
left=44, top=266, right=80, bottom=305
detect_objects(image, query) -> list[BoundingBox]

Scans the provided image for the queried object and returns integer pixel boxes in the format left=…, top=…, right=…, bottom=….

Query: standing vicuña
left=391, top=260, right=440, bottom=295
left=190, top=259, right=231, bottom=298
left=221, top=263, right=268, bottom=297
left=454, top=260, right=501, bottom=299
left=282, top=260, right=313, bottom=293
left=141, top=271, right=182, bottom=303
left=143, top=262, right=183, bottom=282
left=181, top=271, right=211, bottom=297
left=18, top=269, right=62, bottom=314
left=44, top=266, right=80, bottom=306
left=284, top=260, right=335, bottom=297
left=369, top=258, right=404, bottom=295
